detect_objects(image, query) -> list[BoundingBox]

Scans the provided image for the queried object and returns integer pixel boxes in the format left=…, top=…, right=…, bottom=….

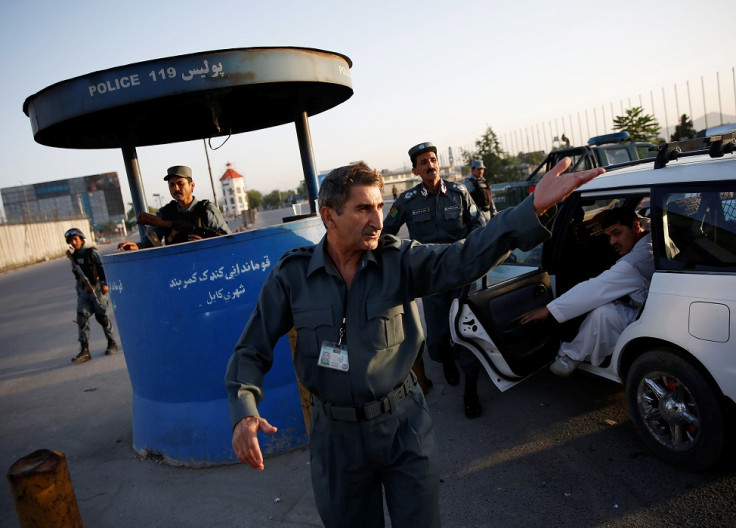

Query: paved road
left=1, top=218, right=735, bottom=527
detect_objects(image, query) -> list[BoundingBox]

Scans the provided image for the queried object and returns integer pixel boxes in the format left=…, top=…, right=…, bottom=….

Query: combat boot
left=463, top=374, right=482, bottom=419
left=72, top=342, right=91, bottom=364
left=105, top=339, right=118, bottom=356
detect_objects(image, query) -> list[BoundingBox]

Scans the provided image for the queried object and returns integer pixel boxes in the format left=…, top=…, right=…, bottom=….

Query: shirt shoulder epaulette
left=401, top=186, right=422, bottom=201
left=449, top=181, right=467, bottom=193
left=277, top=246, right=315, bottom=266
left=375, top=234, right=402, bottom=252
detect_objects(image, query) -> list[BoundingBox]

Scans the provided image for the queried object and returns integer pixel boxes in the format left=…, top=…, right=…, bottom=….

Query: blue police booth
left=24, top=47, right=353, bottom=465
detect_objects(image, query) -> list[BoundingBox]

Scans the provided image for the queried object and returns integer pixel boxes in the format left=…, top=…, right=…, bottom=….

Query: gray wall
left=0, top=219, right=93, bottom=273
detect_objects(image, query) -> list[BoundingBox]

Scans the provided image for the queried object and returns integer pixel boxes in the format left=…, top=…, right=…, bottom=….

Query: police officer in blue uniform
left=225, top=159, right=604, bottom=527
left=65, top=228, right=118, bottom=363
left=383, top=142, right=486, bottom=418
left=464, top=159, right=497, bottom=221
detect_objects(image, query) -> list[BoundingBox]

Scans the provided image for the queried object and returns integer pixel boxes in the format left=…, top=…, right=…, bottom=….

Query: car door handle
left=533, top=285, right=547, bottom=298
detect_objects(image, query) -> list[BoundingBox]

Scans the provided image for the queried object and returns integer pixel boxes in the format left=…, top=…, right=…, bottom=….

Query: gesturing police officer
left=225, top=159, right=604, bottom=527
left=382, top=142, right=486, bottom=418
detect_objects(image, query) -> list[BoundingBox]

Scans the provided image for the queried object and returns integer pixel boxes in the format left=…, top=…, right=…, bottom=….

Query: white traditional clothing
left=547, top=233, right=654, bottom=366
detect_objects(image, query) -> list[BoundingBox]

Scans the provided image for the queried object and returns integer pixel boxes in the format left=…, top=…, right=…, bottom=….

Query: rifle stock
left=137, top=211, right=171, bottom=229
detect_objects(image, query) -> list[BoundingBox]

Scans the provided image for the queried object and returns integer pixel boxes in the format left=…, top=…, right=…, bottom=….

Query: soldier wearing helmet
left=65, top=227, right=118, bottom=363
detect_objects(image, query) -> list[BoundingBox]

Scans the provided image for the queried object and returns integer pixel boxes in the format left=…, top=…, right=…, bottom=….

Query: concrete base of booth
left=132, top=382, right=308, bottom=467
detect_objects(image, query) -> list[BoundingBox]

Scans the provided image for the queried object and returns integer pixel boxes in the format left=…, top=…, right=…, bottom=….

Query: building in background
left=219, top=162, right=249, bottom=217
left=1, top=172, right=125, bottom=230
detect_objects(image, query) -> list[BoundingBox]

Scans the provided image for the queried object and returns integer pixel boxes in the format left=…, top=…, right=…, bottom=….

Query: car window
left=656, top=185, right=736, bottom=270
left=603, top=147, right=634, bottom=165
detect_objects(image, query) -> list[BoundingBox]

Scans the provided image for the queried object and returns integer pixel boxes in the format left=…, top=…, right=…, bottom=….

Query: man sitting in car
left=520, top=207, right=654, bottom=376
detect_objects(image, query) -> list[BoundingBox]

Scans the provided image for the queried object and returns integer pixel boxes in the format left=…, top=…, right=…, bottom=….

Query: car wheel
left=625, top=348, right=725, bottom=471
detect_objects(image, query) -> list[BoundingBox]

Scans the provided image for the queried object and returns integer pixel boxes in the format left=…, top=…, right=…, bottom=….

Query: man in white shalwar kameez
left=521, top=207, right=654, bottom=376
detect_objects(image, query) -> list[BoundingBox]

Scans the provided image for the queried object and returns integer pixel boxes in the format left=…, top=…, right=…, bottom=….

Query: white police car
left=451, top=134, right=736, bottom=471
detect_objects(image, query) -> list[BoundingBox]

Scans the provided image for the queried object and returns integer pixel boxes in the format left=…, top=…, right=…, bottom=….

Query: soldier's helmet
left=65, top=228, right=86, bottom=243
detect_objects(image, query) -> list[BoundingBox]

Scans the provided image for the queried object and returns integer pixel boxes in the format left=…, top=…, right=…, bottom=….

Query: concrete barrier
left=0, top=219, right=92, bottom=273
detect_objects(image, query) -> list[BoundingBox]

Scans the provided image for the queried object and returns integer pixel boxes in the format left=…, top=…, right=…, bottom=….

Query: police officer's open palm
left=232, top=416, right=278, bottom=470
left=533, top=158, right=605, bottom=216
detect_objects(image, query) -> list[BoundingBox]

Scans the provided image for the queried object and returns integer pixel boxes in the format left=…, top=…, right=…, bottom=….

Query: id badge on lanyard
left=318, top=341, right=349, bottom=372
left=318, top=315, right=349, bottom=372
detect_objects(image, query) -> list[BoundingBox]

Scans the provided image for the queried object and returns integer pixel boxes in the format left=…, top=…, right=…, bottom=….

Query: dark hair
left=318, top=162, right=384, bottom=214
left=601, top=207, right=639, bottom=229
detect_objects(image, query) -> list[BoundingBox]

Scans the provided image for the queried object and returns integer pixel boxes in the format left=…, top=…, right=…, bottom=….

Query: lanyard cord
left=326, top=252, right=349, bottom=346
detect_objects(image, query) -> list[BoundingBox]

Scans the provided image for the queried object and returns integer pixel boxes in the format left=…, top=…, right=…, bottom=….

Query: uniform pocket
left=293, top=306, right=334, bottom=357
left=366, top=299, right=405, bottom=350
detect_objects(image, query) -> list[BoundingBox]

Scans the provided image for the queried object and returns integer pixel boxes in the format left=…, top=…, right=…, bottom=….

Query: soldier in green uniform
left=225, top=159, right=603, bottom=528
left=383, top=142, right=487, bottom=418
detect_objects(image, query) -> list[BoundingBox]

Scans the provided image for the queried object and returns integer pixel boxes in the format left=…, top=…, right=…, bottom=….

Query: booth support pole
left=121, top=143, right=149, bottom=241
left=293, top=109, right=318, bottom=214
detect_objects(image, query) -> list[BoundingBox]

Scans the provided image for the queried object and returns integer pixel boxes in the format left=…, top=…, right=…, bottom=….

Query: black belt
left=315, top=373, right=416, bottom=422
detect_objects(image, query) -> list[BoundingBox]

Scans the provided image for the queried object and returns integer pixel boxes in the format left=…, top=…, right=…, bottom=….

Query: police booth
left=23, top=47, right=353, bottom=465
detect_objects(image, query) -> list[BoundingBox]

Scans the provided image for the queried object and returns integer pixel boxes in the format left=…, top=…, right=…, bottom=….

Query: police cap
left=164, top=165, right=193, bottom=181
left=408, top=142, right=437, bottom=165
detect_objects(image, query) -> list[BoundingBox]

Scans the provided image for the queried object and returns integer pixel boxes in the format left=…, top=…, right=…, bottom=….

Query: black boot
left=442, top=357, right=460, bottom=386
left=105, top=339, right=118, bottom=356
left=463, top=374, right=482, bottom=419
left=72, top=342, right=91, bottom=364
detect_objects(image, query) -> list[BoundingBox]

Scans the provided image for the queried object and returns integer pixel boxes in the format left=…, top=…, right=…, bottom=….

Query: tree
left=671, top=114, right=696, bottom=141
left=247, top=190, right=263, bottom=210
left=262, top=190, right=284, bottom=209
left=612, top=106, right=660, bottom=142
left=462, top=126, right=525, bottom=183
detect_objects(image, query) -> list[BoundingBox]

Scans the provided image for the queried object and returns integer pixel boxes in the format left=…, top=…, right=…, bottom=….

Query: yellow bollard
left=6, top=449, right=83, bottom=528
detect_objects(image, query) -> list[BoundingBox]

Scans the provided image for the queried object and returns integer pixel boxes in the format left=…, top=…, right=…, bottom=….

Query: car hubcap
left=637, top=372, right=700, bottom=451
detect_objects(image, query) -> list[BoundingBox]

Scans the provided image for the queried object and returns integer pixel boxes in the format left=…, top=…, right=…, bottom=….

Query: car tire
left=625, top=348, right=725, bottom=471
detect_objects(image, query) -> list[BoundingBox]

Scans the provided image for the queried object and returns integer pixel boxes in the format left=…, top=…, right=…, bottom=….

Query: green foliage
left=671, top=114, right=696, bottom=141
left=247, top=190, right=263, bottom=210
left=613, top=106, right=660, bottom=142
left=262, top=190, right=285, bottom=209
left=462, top=126, right=527, bottom=183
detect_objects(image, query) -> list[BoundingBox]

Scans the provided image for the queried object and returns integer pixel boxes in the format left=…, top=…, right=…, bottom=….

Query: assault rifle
left=66, top=250, right=103, bottom=311
left=136, top=211, right=222, bottom=244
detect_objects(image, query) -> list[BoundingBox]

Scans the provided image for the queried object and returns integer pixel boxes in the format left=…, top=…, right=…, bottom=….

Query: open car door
left=450, top=269, right=560, bottom=391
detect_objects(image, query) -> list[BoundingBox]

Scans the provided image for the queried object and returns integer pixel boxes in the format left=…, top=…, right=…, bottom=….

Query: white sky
left=0, top=0, right=734, bottom=214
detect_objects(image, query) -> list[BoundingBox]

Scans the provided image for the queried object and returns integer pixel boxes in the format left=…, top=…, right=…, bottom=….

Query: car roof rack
left=603, top=133, right=735, bottom=172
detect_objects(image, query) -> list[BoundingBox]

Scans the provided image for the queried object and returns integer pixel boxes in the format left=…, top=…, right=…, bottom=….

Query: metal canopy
left=23, top=47, right=353, bottom=149
left=24, top=47, right=353, bottom=233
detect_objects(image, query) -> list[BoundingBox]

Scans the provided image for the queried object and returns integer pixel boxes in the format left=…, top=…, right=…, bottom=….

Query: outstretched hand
left=520, top=306, right=551, bottom=325
left=232, top=416, right=278, bottom=470
left=533, top=158, right=605, bottom=216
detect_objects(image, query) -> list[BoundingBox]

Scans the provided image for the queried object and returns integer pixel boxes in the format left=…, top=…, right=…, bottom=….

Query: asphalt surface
left=2, top=208, right=735, bottom=527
